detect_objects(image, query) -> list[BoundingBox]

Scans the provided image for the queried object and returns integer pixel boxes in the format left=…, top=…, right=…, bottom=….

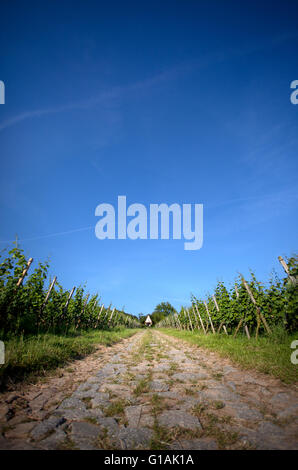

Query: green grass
left=104, top=399, right=126, bottom=417
left=133, top=376, right=151, bottom=396
left=160, top=328, right=298, bottom=384
left=0, top=328, right=138, bottom=389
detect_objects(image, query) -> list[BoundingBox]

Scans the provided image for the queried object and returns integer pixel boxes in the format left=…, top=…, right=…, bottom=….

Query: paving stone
left=5, top=394, right=22, bottom=404
left=96, top=366, right=117, bottom=378
left=96, top=371, right=113, bottom=380
left=226, top=381, right=237, bottom=392
left=70, top=421, right=102, bottom=439
left=1, top=412, right=22, bottom=426
left=139, top=414, right=155, bottom=428
left=59, top=397, right=87, bottom=411
left=149, top=380, right=169, bottom=392
left=158, top=411, right=202, bottom=431
left=99, top=384, right=132, bottom=396
left=0, top=404, right=9, bottom=421
left=30, top=395, right=49, bottom=413
left=4, top=330, right=297, bottom=451
left=53, top=408, right=91, bottom=421
left=203, top=385, right=239, bottom=402
left=238, top=428, right=259, bottom=449
left=227, top=403, right=263, bottom=421
left=124, top=405, right=142, bottom=427
left=54, top=406, right=104, bottom=423
left=171, top=372, right=208, bottom=382
left=134, top=374, right=147, bottom=380
left=96, top=417, right=119, bottom=436
left=170, top=438, right=218, bottom=450
left=90, top=393, right=110, bottom=408
left=86, top=376, right=102, bottom=384
left=223, top=366, right=237, bottom=375
left=110, top=354, right=122, bottom=362
left=118, top=427, right=153, bottom=449
left=153, top=364, right=169, bottom=372
left=76, top=383, right=96, bottom=392
left=174, top=396, right=201, bottom=411
left=5, top=421, right=35, bottom=439
left=243, top=376, right=268, bottom=386
left=270, top=392, right=291, bottom=405
left=71, top=437, right=99, bottom=450
left=277, top=403, right=298, bottom=419
left=89, top=408, right=104, bottom=418
left=0, top=437, right=38, bottom=450
left=73, top=388, right=99, bottom=399
left=157, top=391, right=183, bottom=400
left=31, top=416, right=66, bottom=440
left=39, top=429, right=67, bottom=450
left=255, top=422, right=297, bottom=450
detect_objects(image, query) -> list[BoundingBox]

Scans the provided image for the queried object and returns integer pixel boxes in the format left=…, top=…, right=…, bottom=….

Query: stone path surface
left=0, top=330, right=297, bottom=450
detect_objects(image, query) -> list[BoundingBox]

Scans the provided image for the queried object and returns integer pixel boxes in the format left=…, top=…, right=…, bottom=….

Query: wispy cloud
left=1, top=31, right=297, bottom=133
left=206, top=187, right=298, bottom=238
left=0, top=66, right=184, bottom=132
left=1, top=186, right=297, bottom=245
left=0, top=89, right=117, bottom=132
left=0, top=225, right=93, bottom=244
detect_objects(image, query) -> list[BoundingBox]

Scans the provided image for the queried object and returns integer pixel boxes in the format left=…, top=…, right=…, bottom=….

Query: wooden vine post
left=16, top=258, right=33, bottom=287
left=175, top=313, right=182, bottom=330
left=40, top=276, right=57, bottom=315
left=63, top=286, right=75, bottom=315
left=81, top=293, right=90, bottom=316
left=235, top=283, right=239, bottom=298
left=233, top=319, right=244, bottom=338
left=241, top=276, right=272, bottom=337
left=95, top=304, right=105, bottom=329
left=191, top=306, right=201, bottom=331
left=185, top=308, right=194, bottom=331
left=38, top=276, right=57, bottom=327
left=212, top=294, right=228, bottom=335
left=234, top=283, right=250, bottom=339
left=183, top=309, right=188, bottom=330
left=244, top=324, right=251, bottom=339
left=204, top=301, right=216, bottom=334
left=194, top=305, right=206, bottom=334
left=108, top=307, right=116, bottom=326
left=180, top=309, right=186, bottom=330
left=81, top=293, right=90, bottom=327
left=103, top=303, right=112, bottom=322
left=278, top=256, right=297, bottom=285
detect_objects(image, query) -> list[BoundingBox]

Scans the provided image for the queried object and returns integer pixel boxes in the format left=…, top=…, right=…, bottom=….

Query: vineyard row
left=157, top=255, right=298, bottom=337
left=0, top=244, right=140, bottom=335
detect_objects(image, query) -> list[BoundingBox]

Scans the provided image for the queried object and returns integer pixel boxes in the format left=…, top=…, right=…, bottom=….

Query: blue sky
left=0, top=1, right=297, bottom=315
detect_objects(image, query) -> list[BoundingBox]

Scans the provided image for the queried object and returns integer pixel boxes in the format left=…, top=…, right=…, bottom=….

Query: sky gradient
left=0, top=1, right=297, bottom=315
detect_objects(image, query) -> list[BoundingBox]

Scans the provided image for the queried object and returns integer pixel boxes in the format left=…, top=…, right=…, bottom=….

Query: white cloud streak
left=1, top=31, right=297, bottom=133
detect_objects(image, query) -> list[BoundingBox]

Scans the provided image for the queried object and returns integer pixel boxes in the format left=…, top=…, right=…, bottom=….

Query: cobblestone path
left=0, top=330, right=297, bottom=450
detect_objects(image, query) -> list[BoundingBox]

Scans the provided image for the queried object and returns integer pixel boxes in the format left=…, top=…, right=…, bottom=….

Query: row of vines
left=0, top=244, right=140, bottom=336
left=157, top=255, right=298, bottom=336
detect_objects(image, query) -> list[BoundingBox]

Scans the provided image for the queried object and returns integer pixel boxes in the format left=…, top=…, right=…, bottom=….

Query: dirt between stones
left=0, top=330, right=297, bottom=450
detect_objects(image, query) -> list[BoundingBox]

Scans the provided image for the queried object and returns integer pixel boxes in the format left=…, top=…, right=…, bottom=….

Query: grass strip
left=0, top=328, right=138, bottom=389
left=159, top=328, right=298, bottom=384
